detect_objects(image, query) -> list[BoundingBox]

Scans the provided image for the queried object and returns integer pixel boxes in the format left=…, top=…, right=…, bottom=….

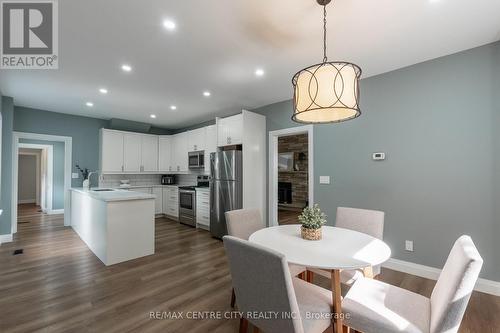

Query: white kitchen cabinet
left=196, top=189, right=210, bottom=229
left=100, top=130, right=124, bottom=173
left=217, top=113, right=243, bottom=147
left=141, top=135, right=159, bottom=172
left=188, top=127, right=206, bottom=152
left=159, top=136, right=173, bottom=172
left=172, top=132, right=188, bottom=172
left=162, top=186, right=179, bottom=218
left=152, top=187, right=163, bottom=214
left=132, top=187, right=152, bottom=194
left=123, top=133, right=142, bottom=172
left=204, top=125, right=217, bottom=174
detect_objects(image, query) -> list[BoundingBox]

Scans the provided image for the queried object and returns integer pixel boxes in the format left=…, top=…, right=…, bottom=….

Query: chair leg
left=231, top=288, right=236, bottom=308
left=342, top=325, right=350, bottom=333
left=298, top=272, right=305, bottom=280
left=239, top=318, right=248, bottom=333
left=307, top=270, right=314, bottom=282
left=253, top=326, right=260, bottom=333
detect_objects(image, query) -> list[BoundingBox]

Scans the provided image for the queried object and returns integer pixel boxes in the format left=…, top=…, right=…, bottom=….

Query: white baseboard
left=383, top=258, right=500, bottom=296
left=18, top=199, right=35, bottom=204
left=47, top=209, right=64, bottom=215
left=0, top=233, right=13, bottom=245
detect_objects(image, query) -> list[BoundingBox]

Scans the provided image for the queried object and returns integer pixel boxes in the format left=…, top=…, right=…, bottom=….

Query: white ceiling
left=1, top=0, right=499, bottom=129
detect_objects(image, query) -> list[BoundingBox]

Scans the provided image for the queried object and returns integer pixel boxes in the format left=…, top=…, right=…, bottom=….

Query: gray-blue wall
left=14, top=106, right=109, bottom=188
left=19, top=139, right=65, bottom=210
left=253, top=41, right=500, bottom=281
left=1, top=96, right=14, bottom=235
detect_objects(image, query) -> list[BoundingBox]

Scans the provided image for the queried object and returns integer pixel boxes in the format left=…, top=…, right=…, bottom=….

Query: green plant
left=298, top=204, right=327, bottom=230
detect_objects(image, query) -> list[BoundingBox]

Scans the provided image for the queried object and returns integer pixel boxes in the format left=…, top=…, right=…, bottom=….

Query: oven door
left=179, top=190, right=196, bottom=226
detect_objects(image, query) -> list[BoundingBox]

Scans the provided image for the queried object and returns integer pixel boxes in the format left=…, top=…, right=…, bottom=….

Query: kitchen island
left=69, top=188, right=155, bottom=265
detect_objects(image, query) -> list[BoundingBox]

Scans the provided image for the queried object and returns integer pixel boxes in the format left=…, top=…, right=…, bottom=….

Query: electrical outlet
left=72, top=173, right=79, bottom=179
left=405, top=240, right=414, bottom=252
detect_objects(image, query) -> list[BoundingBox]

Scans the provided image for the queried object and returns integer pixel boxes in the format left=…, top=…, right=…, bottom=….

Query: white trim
left=0, top=233, right=13, bottom=244
left=18, top=199, right=36, bottom=204
left=12, top=132, right=72, bottom=234
left=47, top=209, right=64, bottom=215
left=268, top=125, right=314, bottom=227
left=383, top=258, right=500, bottom=296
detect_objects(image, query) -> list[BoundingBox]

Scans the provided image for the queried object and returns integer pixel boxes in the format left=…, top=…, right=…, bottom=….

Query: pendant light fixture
left=292, top=0, right=362, bottom=124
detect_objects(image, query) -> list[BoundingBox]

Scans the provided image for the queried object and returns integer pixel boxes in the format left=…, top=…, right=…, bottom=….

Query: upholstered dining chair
left=223, top=236, right=333, bottom=333
left=307, top=207, right=385, bottom=285
left=225, top=209, right=306, bottom=307
left=342, top=235, right=483, bottom=333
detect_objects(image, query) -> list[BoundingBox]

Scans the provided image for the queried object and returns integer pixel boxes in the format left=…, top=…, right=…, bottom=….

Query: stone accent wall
left=278, top=134, right=308, bottom=208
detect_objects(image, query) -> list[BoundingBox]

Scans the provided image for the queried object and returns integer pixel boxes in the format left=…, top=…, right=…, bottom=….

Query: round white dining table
left=249, top=225, right=391, bottom=333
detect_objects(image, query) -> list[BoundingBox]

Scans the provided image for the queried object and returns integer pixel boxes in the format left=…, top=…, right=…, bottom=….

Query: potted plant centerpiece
left=299, top=204, right=327, bottom=240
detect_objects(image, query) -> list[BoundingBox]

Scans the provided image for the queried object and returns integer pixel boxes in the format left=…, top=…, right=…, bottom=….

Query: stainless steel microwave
left=188, top=151, right=205, bottom=169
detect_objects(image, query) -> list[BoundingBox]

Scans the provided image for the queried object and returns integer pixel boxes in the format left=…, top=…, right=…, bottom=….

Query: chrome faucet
left=87, top=171, right=99, bottom=190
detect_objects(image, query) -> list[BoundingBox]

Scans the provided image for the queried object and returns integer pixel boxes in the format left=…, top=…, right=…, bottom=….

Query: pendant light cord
left=323, top=4, right=328, bottom=63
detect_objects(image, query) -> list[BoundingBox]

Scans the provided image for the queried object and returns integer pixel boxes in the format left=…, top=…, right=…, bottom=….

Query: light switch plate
left=405, top=240, right=414, bottom=252
left=72, top=173, right=79, bottom=179
left=319, top=176, right=330, bottom=184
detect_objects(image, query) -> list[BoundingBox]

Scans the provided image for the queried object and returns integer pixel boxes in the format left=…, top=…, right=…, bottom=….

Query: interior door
left=123, top=133, right=141, bottom=172
left=141, top=135, right=158, bottom=172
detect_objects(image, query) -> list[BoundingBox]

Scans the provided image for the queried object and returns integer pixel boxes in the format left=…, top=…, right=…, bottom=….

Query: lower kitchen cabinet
left=162, top=186, right=179, bottom=219
left=196, top=189, right=210, bottom=229
left=152, top=187, right=163, bottom=214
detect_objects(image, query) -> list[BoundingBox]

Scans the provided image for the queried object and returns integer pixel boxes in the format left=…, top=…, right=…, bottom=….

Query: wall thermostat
left=372, top=152, right=386, bottom=161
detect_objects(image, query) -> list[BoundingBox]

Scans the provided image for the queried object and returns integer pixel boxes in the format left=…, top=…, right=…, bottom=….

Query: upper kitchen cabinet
left=100, top=129, right=124, bottom=173
left=187, top=127, right=206, bottom=152
left=159, top=136, right=173, bottom=172
left=123, top=133, right=142, bottom=172
left=172, top=132, right=188, bottom=172
left=217, top=113, right=243, bottom=147
left=141, top=135, right=159, bottom=172
left=100, top=129, right=158, bottom=173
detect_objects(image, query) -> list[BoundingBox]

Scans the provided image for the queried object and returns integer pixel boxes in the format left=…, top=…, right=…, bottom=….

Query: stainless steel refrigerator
left=210, top=150, right=242, bottom=239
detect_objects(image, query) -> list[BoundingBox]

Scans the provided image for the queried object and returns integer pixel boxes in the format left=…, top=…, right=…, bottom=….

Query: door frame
left=18, top=144, right=53, bottom=212
left=12, top=132, right=72, bottom=233
left=268, top=125, right=314, bottom=227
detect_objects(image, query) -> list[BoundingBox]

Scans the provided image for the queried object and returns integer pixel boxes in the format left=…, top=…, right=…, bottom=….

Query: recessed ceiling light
left=170, top=105, right=177, bottom=110
left=121, top=64, right=132, bottom=72
left=150, top=114, right=157, bottom=119
left=86, top=102, right=94, bottom=107
left=255, top=68, right=265, bottom=77
left=99, top=88, right=108, bottom=94
left=163, top=19, right=176, bottom=31
left=203, top=91, right=211, bottom=97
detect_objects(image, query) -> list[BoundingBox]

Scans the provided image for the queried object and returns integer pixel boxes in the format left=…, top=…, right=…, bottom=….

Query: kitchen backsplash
left=99, top=173, right=199, bottom=187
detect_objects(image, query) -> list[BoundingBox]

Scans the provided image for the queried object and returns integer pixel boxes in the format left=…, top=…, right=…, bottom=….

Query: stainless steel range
left=178, top=175, right=209, bottom=227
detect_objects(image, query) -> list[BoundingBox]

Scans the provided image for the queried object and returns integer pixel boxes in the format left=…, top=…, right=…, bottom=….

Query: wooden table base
left=331, top=269, right=343, bottom=333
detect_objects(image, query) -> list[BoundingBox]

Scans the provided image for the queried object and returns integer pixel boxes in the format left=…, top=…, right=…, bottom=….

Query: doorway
left=269, top=125, right=314, bottom=226
left=12, top=132, right=72, bottom=234
left=17, top=144, right=53, bottom=217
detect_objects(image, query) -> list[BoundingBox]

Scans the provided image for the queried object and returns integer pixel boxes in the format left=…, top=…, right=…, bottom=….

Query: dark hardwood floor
left=278, top=208, right=301, bottom=225
left=1, top=204, right=499, bottom=332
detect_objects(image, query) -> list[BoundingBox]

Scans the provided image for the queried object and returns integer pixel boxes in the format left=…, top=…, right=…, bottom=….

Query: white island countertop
left=70, top=188, right=155, bottom=202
